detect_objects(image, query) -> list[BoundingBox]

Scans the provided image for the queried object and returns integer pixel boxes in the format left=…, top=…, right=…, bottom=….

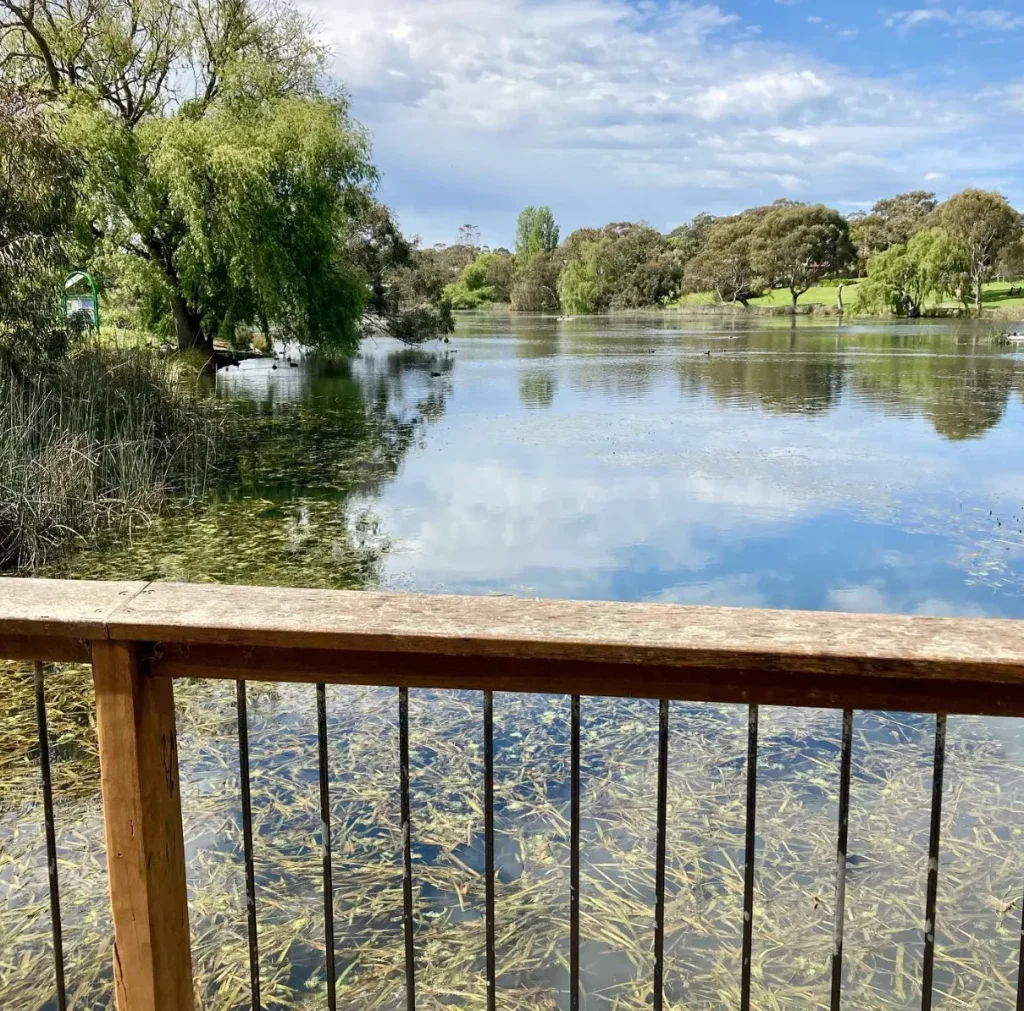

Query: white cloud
left=886, top=6, right=1024, bottom=32
left=304, top=0, right=1021, bottom=245
left=1005, top=82, right=1024, bottom=110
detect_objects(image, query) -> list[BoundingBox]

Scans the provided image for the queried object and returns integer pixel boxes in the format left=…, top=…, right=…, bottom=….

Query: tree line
left=435, top=190, right=1024, bottom=318
left=0, top=0, right=453, bottom=361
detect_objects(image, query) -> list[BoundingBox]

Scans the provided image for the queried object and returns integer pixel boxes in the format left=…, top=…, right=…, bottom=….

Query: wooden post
left=92, top=640, right=195, bottom=1011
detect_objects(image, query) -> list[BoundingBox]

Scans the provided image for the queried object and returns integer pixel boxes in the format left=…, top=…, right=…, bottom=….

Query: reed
left=0, top=348, right=216, bottom=569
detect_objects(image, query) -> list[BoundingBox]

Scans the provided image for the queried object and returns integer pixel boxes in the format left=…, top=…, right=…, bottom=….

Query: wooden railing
left=5, top=576, right=1024, bottom=1011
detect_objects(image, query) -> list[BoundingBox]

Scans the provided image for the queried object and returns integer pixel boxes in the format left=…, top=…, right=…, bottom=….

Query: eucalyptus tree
left=935, top=189, right=1021, bottom=314
left=750, top=203, right=855, bottom=307
left=850, top=191, right=937, bottom=262
left=682, top=214, right=762, bottom=306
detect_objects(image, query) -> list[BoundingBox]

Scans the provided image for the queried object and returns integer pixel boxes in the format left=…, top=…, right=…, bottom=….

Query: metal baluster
left=34, top=662, right=67, bottom=1011
left=400, top=687, right=416, bottom=1011
left=237, top=679, right=261, bottom=1010
left=831, top=709, right=854, bottom=1011
left=484, top=691, right=496, bottom=1011
left=921, top=714, right=947, bottom=1011
left=653, top=699, right=670, bottom=1011
left=740, top=704, right=759, bottom=1011
left=570, top=694, right=581, bottom=1011
left=317, top=683, right=337, bottom=1010
left=1017, top=868, right=1024, bottom=1011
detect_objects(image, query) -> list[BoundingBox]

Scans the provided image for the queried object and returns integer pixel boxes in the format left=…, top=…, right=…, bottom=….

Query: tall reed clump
left=0, top=348, right=217, bottom=569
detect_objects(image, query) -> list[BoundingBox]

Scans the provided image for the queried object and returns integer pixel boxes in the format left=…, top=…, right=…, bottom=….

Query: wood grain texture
left=0, top=579, right=147, bottom=660
left=105, top=581, right=1024, bottom=684
left=151, top=642, right=1024, bottom=717
left=0, top=633, right=90, bottom=662
left=92, top=640, right=194, bottom=1011
left=1, top=576, right=1024, bottom=694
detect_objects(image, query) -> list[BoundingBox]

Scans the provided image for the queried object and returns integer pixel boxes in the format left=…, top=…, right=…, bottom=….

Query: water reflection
left=5, top=312, right=1024, bottom=1011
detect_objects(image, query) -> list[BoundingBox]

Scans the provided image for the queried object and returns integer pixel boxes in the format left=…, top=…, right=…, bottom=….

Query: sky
left=302, top=0, right=1024, bottom=248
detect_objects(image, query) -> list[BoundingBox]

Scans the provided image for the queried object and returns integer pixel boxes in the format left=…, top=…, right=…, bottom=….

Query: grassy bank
left=0, top=348, right=217, bottom=570
left=678, top=280, right=1024, bottom=318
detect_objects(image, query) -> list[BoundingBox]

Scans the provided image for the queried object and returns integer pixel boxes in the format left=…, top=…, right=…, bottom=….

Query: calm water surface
left=217, top=312, right=1024, bottom=614
left=5, top=311, right=1024, bottom=1011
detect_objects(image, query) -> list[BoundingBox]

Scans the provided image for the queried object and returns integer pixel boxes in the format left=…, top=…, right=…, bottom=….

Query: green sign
left=62, top=271, right=100, bottom=330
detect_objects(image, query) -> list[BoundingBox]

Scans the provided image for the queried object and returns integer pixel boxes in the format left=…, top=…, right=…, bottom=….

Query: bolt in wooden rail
left=91, top=640, right=195, bottom=1011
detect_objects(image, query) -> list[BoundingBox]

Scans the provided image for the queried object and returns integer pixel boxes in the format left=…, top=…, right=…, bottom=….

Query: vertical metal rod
left=484, top=690, right=496, bottom=1011
left=1017, top=875, right=1024, bottom=1011
left=921, top=714, right=947, bottom=1011
left=740, top=704, right=759, bottom=1011
left=237, top=679, right=261, bottom=1011
left=400, top=686, right=416, bottom=1011
left=34, top=662, right=67, bottom=1011
left=831, top=709, right=854, bottom=1011
left=570, top=694, right=581, bottom=1011
left=653, top=699, right=670, bottom=1011
left=1017, top=874, right=1024, bottom=1011
left=317, top=683, right=337, bottom=1011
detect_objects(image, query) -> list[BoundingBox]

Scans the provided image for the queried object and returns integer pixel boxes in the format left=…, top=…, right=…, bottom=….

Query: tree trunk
left=836, top=284, right=844, bottom=315
left=975, top=271, right=983, bottom=316
left=791, top=289, right=799, bottom=308
left=170, top=293, right=211, bottom=353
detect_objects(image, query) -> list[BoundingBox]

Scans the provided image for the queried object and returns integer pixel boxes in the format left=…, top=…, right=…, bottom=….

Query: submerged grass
left=0, top=348, right=217, bottom=570
left=3, top=668, right=1024, bottom=1011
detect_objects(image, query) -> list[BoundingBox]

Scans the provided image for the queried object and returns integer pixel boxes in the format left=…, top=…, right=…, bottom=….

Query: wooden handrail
left=5, top=576, right=1024, bottom=1011
left=3, top=577, right=1024, bottom=714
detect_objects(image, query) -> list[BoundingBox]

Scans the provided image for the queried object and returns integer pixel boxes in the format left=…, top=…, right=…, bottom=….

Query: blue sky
left=306, top=0, right=1024, bottom=247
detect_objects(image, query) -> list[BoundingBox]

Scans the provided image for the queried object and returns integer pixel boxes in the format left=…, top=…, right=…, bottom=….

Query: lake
left=3, top=312, right=1024, bottom=1011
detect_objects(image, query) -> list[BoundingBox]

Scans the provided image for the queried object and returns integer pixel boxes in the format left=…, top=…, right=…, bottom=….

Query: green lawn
left=936, top=281, right=1024, bottom=310
left=749, top=283, right=854, bottom=308
left=675, top=283, right=856, bottom=308
left=678, top=280, right=1024, bottom=313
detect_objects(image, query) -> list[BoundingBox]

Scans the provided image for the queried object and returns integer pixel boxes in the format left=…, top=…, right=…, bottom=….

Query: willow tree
left=0, top=86, right=81, bottom=363
left=0, top=0, right=406, bottom=354
left=853, top=228, right=970, bottom=318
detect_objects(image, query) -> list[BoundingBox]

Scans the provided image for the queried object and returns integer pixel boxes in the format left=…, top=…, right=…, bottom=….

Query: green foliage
left=515, top=206, right=559, bottom=265
left=667, top=212, right=719, bottom=262
left=510, top=249, right=561, bottom=312
left=853, top=228, right=970, bottom=317
left=682, top=214, right=762, bottom=305
left=2, top=0, right=453, bottom=352
left=998, top=239, right=1024, bottom=282
left=556, top=223, right=684, bottom=313
left=443, top=283, right=496, bottom=309
left=349, top=204, right=454, bottom=343
left=149, top=93, right=373, bottom=350
left=465, top=252, right=514, bottom=300
left=0, top=86, right=83, bottom=365
left=750, top=203, right=856, bottom=306
left=557, top=242, right=601, bottom=314
left=936, top=189, right=1022, bottom=312
left=443, top=251, right=515, bottom=308
left=850, top=191, right=937, bottom=262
